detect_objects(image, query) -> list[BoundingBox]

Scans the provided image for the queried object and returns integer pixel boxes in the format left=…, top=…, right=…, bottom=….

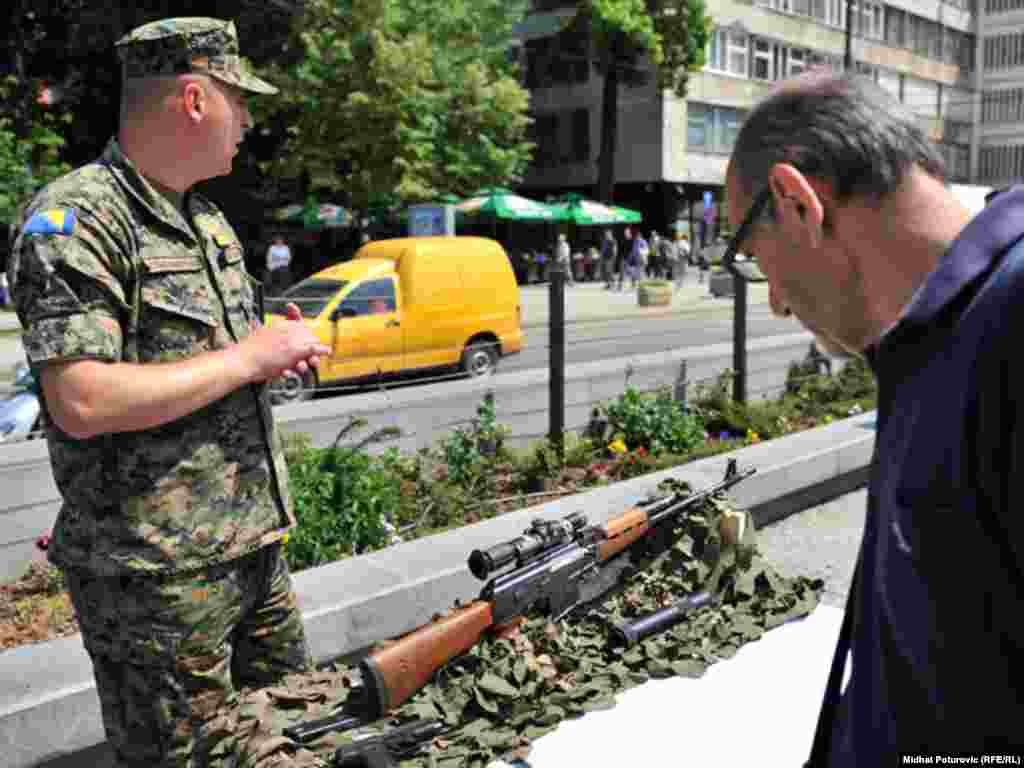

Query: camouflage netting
left=234, top=484, right=824, bottom=767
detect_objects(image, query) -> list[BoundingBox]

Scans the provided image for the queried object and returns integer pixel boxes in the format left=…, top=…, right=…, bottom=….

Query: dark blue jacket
left=826, top=187, right=1024, bottom=763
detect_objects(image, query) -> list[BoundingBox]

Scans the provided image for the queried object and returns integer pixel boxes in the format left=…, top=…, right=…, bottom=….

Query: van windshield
left=266, top=278, right=347, bottom=318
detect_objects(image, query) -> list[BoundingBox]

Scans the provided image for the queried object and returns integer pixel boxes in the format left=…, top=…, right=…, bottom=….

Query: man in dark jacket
left=726, top=70, right=1024, bottom=764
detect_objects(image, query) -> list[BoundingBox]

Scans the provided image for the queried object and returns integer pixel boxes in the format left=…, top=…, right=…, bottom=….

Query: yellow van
left=265, top=236, right=523, bottom=400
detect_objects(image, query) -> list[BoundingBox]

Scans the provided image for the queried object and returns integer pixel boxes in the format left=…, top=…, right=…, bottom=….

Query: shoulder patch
left=24, top=209, right=76, bottom=236
left=212, top=231, right=234, bottom=248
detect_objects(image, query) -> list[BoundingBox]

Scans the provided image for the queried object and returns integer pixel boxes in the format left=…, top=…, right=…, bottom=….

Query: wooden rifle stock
left=360, top=600, right=494, bottom=719
left=596, top=508, right=651, bottom=561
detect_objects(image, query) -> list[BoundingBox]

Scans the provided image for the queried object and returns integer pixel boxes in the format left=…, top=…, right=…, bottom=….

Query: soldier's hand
left=238, top=302, right=330, bottom=384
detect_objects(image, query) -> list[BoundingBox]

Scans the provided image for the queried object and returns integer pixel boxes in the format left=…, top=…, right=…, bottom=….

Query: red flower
left=36, top=534, right=51, bottom=551
left=636, top=447, right=647, bottom=456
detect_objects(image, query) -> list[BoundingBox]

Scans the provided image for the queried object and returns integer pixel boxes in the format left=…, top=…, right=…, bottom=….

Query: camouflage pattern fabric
left=232, top=492, right=824, bottom=768
left=116, top=17, right=277, bottom=95
left=7, top=138, right=294, bottom=577
left=66, top=543, right=312, bottom=767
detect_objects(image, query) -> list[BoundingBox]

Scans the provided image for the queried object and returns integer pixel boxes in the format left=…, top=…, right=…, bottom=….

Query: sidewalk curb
left=521, top=296, right=769, bottom=330
left=0, top=413, right=875, bottom=768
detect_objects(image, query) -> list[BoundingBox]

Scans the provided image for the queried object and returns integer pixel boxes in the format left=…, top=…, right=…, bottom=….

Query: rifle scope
left=468, top=511, right=588, bottom=580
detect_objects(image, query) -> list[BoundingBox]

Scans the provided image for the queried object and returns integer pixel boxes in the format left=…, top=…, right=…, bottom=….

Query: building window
left=983, top=32, right=1024, bottom=71
left=979, top=144, right=1024, bottom=184
left=983, top=88, right=1024, bottom=123
left=753, top=39, right=776, bottom=80
left=987, top=0, right=1024, bottom=13
left=756, top=0, right=812, bottom=16
left=688, top=103, right=710, bottom=148
left=788, top=48, right=806, bottom=77
left=850, top=1, right=884, bottom=40
left=707, top=28, right=749, bottom=77
left=886, top=8, right=905, bottom=48
left=687, top=102, right=748, bottom=154
left=808, top=50, right=842, bottom=71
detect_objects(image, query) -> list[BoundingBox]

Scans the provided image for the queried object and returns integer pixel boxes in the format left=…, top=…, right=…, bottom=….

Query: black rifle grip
left=335, top=741, right=395, bottom=768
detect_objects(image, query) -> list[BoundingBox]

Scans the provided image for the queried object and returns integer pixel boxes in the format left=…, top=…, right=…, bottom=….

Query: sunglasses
left=722, top=186, right=771, bottom=283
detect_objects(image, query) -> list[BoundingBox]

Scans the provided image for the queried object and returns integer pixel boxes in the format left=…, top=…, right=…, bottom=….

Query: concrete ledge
left=0, top=412, right=875, bottom=768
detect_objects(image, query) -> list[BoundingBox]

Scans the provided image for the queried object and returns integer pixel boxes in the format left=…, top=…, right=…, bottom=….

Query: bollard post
left=673, top=359, right=689, bottom=409
left=549, top=262, right=566, bottom=456
left=733, top=276, right=748, bottom=404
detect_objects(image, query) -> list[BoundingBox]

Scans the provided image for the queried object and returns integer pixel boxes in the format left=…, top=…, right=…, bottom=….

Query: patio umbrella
left=272, top=202, right=353, bottom=229
left=548, top=193, right=642, bottom=225
left=455, top=187, right=560, bottom=221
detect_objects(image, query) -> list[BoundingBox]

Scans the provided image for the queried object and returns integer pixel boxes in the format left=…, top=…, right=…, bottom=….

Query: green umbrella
left=272, top=201, right=353, bottom=229
left=455, top=188, right=561, bottom=221
left=548, top=193, right=642, bottom=225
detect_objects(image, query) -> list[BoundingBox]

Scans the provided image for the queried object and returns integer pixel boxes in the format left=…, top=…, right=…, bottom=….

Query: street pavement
left=519, top=270, right=770, bottom=328
left=757, top=488, right=866, bottom=609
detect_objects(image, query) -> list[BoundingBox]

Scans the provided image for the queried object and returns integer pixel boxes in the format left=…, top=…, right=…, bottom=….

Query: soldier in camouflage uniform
left=6, top=17, right=331, bottom=768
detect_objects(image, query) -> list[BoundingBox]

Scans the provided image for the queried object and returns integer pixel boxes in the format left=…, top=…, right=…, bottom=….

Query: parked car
left=264, top=236, right=523, bottom=402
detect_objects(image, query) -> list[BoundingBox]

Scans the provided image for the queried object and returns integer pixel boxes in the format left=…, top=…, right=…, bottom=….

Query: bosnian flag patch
left=24, top=209, right=76, bottom=236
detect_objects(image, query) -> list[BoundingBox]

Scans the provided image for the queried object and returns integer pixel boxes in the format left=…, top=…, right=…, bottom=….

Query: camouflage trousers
left=66, top=543, right=313, bottom=768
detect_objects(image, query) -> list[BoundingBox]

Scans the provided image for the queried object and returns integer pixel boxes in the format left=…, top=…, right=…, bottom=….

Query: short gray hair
left=730, top=71, right=946, bottom=204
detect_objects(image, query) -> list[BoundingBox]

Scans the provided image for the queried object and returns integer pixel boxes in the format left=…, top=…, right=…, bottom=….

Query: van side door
left=329, top=277, right=404, bottom=380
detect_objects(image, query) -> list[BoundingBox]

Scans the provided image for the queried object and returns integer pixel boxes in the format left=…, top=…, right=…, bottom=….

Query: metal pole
left=733, top=277, right=748, bottom=404
left=549, top=262, right=566, bottom=454
left=844, top=0, right=855, bottom=70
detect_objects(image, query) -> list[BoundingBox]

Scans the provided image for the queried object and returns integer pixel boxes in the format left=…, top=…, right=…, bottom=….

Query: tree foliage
left=0, top=77, right=72, bottom=225
left=257, top=0, right=534, bottom=209
left=574, top=0, right=713, bottom=201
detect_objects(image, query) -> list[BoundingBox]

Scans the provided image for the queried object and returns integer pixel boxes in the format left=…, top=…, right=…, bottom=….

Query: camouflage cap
left=115, top=17, right=277, bottom=95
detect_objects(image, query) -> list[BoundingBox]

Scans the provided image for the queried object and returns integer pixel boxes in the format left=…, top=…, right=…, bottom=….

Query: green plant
left=441, top=426, right=483, bottom=486
left=285, top=419, right=404, bottom=572
left=473, top=393, right=510, bottom=455
left=603, top=388, right=705, bottom=457
left=562, top=432, right=597, bottom=468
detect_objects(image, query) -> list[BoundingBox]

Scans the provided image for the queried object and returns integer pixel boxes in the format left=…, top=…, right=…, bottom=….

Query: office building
left=515, top=0, right=986, bottom=240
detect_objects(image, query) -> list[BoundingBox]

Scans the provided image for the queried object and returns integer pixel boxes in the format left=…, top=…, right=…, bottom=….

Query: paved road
left=509, top=303, right=802, bottom=373
left=757, top=488, right=866, bottom=609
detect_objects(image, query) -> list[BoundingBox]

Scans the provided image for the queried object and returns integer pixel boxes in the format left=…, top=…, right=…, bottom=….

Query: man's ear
left=768, top=163, right=826, bottom=247
left=183, top=81, right=205, bottom=124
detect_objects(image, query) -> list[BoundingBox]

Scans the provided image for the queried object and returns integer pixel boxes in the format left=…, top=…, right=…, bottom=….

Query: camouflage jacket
left=8, top=139, right=293, bottom=576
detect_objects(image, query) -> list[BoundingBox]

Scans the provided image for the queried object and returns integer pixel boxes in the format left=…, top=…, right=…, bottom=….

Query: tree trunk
left=596, top=50, right=619, bottom=204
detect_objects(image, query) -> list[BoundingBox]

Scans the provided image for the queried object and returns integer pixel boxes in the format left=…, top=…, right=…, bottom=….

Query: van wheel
left=270, top=370, right=317, bottom=405
left=462, top=342, right=498, bottom=378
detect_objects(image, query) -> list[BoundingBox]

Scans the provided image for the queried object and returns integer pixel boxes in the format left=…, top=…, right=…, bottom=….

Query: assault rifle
left=358, top=458, right=754, bottom=720
left=284, top=460, right=753, bottom=744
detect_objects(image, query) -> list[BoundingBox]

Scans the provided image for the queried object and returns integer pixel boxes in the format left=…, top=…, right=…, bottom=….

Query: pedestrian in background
left=648, top=231, right=661, bottom=277
left=660, top=231, right=679, bottom=283
left=0, top=271, right=8, bottom=307
left=601, top=229, right=618, bottom=289
left=265, top=234, right=293, bottom=295
left=726, top=70, right=1024, bottom=764
left=617, top=226, right=632, bottom=290
left=556, top=232, right=573, bottom=285
left=630, top=230, right=649, bottom=287
left=7, top=18, right=328, bottom=767
left=675, top=232, right=691, bottom=288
